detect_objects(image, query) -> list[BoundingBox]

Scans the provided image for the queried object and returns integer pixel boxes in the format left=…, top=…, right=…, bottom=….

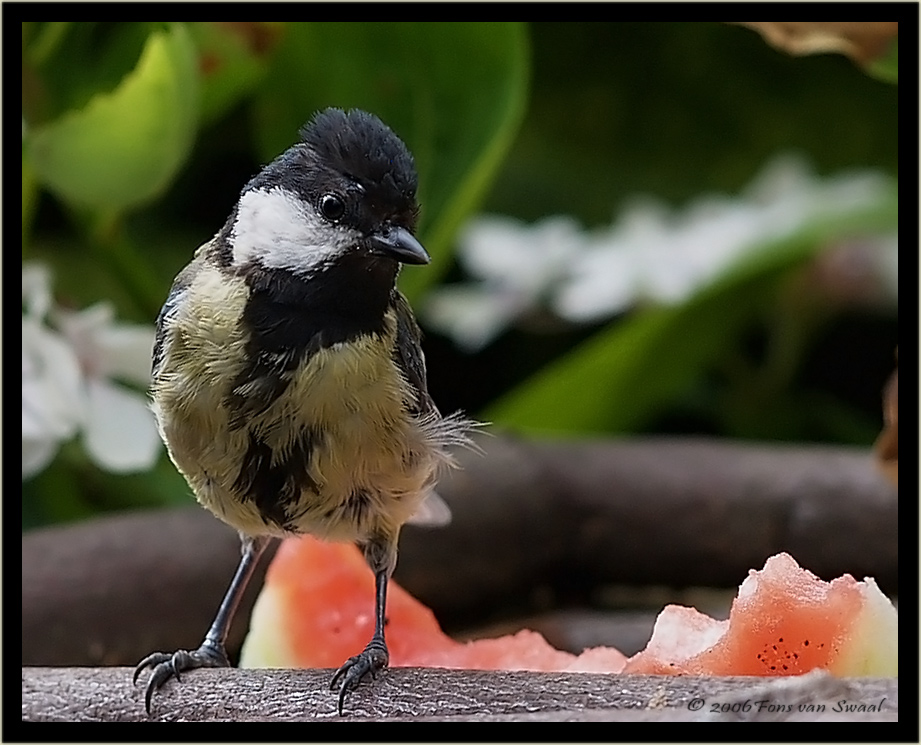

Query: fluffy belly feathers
left=153, top=274, right=437, bottom=540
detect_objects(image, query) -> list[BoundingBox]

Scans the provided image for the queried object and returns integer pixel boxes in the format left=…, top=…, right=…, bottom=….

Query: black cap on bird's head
left=299, top=108, right=418, bottom=207
left=299, top=108, right=427, bottom=266
left=227, top=108, right=428, bottom=274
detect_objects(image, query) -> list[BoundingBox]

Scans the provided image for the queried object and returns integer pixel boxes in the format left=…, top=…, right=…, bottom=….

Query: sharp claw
left=133, top=652, right=166, bottom=686
left=132, top=644, right=229, bottom=715
left=144, top=681, right=155, bottom=715
left=330, top=643, right=389, bottom=715
left=328, top=656, right=353, bottom=691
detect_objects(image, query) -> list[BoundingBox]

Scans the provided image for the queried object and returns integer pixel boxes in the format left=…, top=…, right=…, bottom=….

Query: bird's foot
left=133, top=639, right=230, bottom=714
left=330, top=638, right=389, bottom=715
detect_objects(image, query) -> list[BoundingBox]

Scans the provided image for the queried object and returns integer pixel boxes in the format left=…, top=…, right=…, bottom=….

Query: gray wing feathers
left=391, top=290, right=437, bottom=417
left=151, top=251, right=205, bottom=378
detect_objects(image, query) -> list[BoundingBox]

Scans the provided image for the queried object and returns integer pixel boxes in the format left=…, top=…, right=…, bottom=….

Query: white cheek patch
left=231, top=187, right=360, bottom=274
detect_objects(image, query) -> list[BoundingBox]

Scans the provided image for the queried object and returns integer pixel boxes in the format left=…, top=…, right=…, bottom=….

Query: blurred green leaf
left=251, top=22, right=529, bottom=301
left=22, top=447, right=191, bottom=531
left=26, top=24, right=199, bottom=212
left=867, top=38, right=897, bottom=84
left=23, top=21, right=72, bottom=68
left=22, top=453, right=90, bottom=529
left=23, top=22, right=157, bottom=124
left=188, top=22, right=273, bottom=125
left=484, top=186, right=898, bottom=436
left=22, top=149, right=39, bottom=250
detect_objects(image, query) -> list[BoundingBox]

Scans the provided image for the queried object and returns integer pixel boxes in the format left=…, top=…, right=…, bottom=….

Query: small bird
left=134, top=108, right=475, bottom=715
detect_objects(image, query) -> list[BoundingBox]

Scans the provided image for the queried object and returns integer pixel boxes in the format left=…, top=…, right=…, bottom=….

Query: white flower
left=425, top=154, right=895, bottom=347
left=423, top=283, right=526, bottom=353
left=22, top=315, right=84, bottom=478
left=21, top=263, right=161, bottom=478
left=423, top=215, right=585, bottom=350
left=458, top=214, right=585, bottom=295
left=554, top=197, right=671, bottom=320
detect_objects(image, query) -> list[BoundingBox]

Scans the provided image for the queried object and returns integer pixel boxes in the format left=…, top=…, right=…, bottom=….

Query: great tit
left=133, top=108, right=475, bottom=715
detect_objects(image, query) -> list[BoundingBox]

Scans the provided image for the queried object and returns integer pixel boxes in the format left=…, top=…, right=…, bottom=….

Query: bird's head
left=224, top=108, right=429, bottom=278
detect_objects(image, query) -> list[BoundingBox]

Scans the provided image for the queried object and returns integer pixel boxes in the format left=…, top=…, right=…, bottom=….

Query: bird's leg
left=133, top=533, right=273, bottom=714
left=330, top=534, right=397, bottom=715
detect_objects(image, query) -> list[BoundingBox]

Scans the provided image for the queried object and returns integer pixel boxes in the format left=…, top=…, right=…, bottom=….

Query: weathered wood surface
left=21, top=667, right=898, bottom=722
left=22, top=436, right=897, bottom=668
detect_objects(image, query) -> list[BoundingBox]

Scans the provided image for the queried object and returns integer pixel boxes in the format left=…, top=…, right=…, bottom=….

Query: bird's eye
left=319, top=193, right=346, bottom=222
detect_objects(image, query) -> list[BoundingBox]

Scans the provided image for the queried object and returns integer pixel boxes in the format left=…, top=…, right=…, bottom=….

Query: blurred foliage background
left=22, top=22, right=898, bottom=530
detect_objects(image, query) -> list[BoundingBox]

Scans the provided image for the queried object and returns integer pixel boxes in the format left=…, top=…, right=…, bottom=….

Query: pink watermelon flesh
left=240, top=538, right=895, bottom=678
left=624, top=553, right=862, bottom=675
left=244, top=535, right=626, bottom=672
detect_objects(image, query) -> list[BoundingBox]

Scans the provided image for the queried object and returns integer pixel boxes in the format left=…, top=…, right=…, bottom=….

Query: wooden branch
left=22, top=436, right=897, bottom=668
left=400, top=435, right=898, bottom=617
left=21, top=667, right=898, bottom=722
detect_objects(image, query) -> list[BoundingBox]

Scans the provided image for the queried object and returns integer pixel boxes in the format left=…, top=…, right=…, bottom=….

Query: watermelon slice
left=239, top=538, right=896, bottom=678
left=239, top=534, right=627, bottom=672
left=623, top=552, right=898, bottom=677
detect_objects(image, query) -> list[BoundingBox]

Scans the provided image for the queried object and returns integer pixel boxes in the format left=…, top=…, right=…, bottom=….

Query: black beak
left=369, top=226, right=430, bottom=265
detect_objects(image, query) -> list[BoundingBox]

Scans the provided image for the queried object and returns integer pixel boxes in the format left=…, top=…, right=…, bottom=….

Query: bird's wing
left=390, top=290, right=437, bottom=417
left=152, top=252, right=204, bottom=378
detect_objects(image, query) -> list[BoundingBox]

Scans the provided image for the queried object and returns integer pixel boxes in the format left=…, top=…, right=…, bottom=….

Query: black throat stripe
left=224, top=255, right=398, bottom=427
